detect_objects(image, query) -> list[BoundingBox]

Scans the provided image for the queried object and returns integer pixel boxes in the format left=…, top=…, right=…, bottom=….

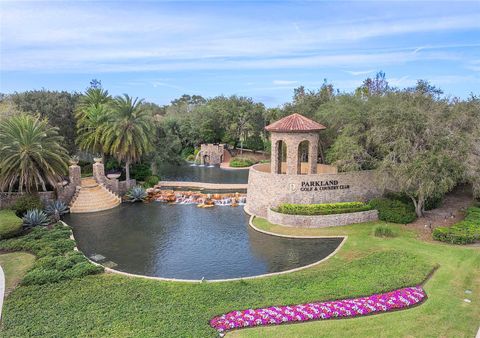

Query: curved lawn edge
left=210, top=286, right=427, bottom=335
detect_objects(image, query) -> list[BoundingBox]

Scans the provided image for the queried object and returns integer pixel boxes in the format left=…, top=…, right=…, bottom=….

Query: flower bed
left=210, top=286, right=426, bottom=335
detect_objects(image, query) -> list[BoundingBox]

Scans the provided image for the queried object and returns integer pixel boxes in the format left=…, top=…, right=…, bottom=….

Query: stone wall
left=246, top=163, right=384, bottom=217
left=93, top=161, right=135, bottom=196
left=267, top=208, right=378, bottom=228
left=200, top=144, right=228, bottom=165
left=0, top=191, right=56, bottom=209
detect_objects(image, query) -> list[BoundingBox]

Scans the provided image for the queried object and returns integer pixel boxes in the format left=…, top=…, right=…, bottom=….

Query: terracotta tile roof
left=265, top=113, right=326, bottom=133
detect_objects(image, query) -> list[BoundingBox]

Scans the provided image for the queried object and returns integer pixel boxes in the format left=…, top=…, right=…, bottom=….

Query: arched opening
left=297, top=140, right=310, bottom=174
left=203, top=154, right=210, bottom=165
left=275, top=140, right=288, bottom=174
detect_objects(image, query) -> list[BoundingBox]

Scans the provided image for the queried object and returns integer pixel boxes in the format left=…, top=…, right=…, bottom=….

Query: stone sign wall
left=246, top=163, right=384, bottom=217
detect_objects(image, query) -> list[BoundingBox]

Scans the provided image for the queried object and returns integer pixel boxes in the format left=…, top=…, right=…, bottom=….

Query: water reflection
left=65, top=203, right=342, bottom=280
left=157, top=163, right=249, bottom=184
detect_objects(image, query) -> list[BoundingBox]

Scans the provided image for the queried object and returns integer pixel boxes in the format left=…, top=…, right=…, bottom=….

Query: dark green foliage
left=276, top=202, right=372, bottom=215
left=143, top=175, right=159, bottom=188
left=78, top=160, right=93, bottom=176
left=369, top=198, right=417, bottom=224
left=229, top=158, right=255, bottom=167
left=244, top=133, right=264, bottom=151
left=385, top=192, right=443, bottom=211
left=374, top=225, right=397, bottom=238
left=0, top=209, right=22, bottom=239
left=433, top=207, right=480, bottom=244
left=0, top=224, right=103, bottom=285
left=11, top=90, right=79, bottom=153
left=22, top=209, right=50, bottom=228
left=130, top=163, right=152, bottom=181
left=12, top=195, right=43, bottom=217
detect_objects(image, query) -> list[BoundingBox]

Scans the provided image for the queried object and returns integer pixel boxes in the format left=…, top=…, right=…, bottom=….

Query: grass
left=0, top=252, right=35, bottom=295
left=0, top=218, right=479, bottom=337
left=0, top=209, right=22, bottom=239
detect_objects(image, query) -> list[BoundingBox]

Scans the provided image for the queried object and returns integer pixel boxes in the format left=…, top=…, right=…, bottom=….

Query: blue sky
left=1, top=1, right=479, bottom=107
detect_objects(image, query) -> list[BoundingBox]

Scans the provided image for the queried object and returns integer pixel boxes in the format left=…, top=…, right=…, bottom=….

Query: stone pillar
left=68, top=165, right=81, bottom=187
left=93, top=161, right=106, bottom=184
left=309, top=141, right=318, bottom=174
left=271, top=138, right=280, bottom=174
left=286, top=140, right=298, bottom=175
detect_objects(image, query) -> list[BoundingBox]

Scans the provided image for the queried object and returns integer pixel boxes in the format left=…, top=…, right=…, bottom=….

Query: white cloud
left=272, top=80, right=298, bottom=85
left=344, top=70, right=374, bottom=76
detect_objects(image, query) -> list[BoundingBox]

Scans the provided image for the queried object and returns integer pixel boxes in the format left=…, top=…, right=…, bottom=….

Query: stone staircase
left=70, top=178, right=121, bottom=213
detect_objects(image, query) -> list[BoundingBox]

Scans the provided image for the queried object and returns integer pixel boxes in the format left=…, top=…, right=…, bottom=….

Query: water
left=157, top=163, right=249, bottom=184
left=65, top=203, right=342, bottom=280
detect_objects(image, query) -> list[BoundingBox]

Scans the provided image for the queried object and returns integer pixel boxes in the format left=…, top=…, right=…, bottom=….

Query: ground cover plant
left=276, top=202, right=372, bottom=215
left=0, top=224, right=103, bottom=285
left=433, top=206, right=480, bottom=244
left=0, top=209, right=22, bottom=239
left=230, top=158, right=255, bottom=167
left=368, top=198, right=417, bottom=224
left=1, top=219, right=479, bottom=337
left=374, top=224, right=397, bottom=238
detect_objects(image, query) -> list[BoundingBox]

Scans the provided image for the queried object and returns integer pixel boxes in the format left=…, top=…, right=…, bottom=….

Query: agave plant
left=22, top=209, right=50, bottom=228
left=45, top=200, right=69, bottom=222
left=125, top=186, right=147, bottom=202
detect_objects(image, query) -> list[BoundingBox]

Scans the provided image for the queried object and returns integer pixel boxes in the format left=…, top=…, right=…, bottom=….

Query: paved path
left=157, top=181, right=248, bottom=190
left=0, top=266, right=4, bottom=320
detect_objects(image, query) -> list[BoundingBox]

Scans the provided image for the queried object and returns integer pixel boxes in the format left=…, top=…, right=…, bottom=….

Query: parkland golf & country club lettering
left=300, top=180, right=350, bottom=192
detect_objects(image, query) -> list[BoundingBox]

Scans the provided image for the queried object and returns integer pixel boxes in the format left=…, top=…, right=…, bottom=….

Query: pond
left=65, top=203, right=342, bottom=280
left=157, top=163, right=249, bottom=184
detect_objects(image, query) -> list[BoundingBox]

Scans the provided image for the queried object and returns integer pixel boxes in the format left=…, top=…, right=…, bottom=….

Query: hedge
left=0, top=209, right=23, bottom=239
left=0, top=224, right=103, bottom=285
left=229, top=158, right=255, bottom=168
left=368, top=198, right=417, bottom=224
left=433, top=207, right=480, bottom=244
left=275, top=202, right=372, bottom=216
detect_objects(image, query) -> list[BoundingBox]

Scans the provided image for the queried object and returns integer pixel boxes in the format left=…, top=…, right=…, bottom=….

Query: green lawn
left=0, top=219, right=479, bottom=337
left=0, top=252, right=35, bottom=295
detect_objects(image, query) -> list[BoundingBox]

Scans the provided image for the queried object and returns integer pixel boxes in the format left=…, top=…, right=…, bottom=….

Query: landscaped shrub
left=22, top=209, right=50, bottom=228
left=0, top=224, right=103, bottom=285
left=125, top=186, right=147, bottom=202
left=44, top=200, right=69, bottom=222
left=229, top=158, right=255, bottom=168
left=276, top=202, right=372, bottom=215
left=130, top=163, right=152, bottom=181
left=433, top=207, right=480, bottom=244
left=143, top=175, right=160, bottom=188
left=368, top=198, right=417, bottom=224
left=385, top=192, right=443, bottom=211
left=374, top=225, right=397, bottom=238
left=12, top=194, right=43, bottom=217
left=0, top=209, right=23, bottom=239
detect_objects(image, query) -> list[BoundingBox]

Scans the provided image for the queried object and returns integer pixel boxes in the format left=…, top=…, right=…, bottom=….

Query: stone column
left=68, top=165, right=81, bottom=187
left=270, top=137, right=280, bottom=174
left=286, top=140, right=298, bottom=175
left=93, top=161, right=106, bottom=184
left=309, top=141, right=319, bottom=174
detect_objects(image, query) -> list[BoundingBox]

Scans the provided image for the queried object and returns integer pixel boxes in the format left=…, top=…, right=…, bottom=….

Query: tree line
left=0, top=74, right=479, bottom=217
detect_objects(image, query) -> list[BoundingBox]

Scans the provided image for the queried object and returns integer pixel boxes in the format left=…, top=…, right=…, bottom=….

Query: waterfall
left=192, top=150, right=204, bottom=166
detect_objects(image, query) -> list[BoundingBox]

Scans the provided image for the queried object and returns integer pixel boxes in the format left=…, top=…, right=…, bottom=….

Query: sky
left=1, top=1, right=479, bottom=107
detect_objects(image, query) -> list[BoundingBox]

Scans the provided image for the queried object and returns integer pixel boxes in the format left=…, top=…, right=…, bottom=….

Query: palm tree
left=0, top=114, right=69, bottom=192
left=102, top=94, right=153, bottom=181
left=76, top=105, right=110, bottom=156
left=75, top=87, right=111, bottom=124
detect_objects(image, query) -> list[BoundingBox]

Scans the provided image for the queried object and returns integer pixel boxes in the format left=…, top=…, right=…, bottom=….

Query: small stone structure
left=267, top=208, right=379, bottom=228
left=246, top=113, right=384, bottom=218
left=199, top=144, right=230, bottom=165
left=92, top=160, right=135, bottom=195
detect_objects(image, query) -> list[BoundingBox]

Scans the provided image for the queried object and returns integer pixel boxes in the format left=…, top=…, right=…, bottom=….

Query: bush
left=230, top=158, right=255, bottom=168
left=130, top=163, right=152, bottom=181
left=0, top=209, right=23, bottom=239
left=0, top=224, right=103, bottom=285
left=433, top=207, right=480, bottom=244
left=12, top=194, right=43, bottom=217
left=368, top=198, right=417, bottom=224
left=44, top=200, right=69, bottom=223
left=276, top=202, right=372, bottom=215
left=125, top=186, right=147, bottom=202
left=143, top=175, right=160, bottom=188
left=374, top=225, right=397, bottom=238
left=385, top=192, right=443, bottom=211
left=22, top=209, right=50, bottom=228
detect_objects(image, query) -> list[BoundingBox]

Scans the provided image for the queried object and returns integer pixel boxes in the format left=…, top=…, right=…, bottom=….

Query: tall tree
left=102, top=95, right=153, bottom=181
left=0, top=114, right=69, bottom=192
